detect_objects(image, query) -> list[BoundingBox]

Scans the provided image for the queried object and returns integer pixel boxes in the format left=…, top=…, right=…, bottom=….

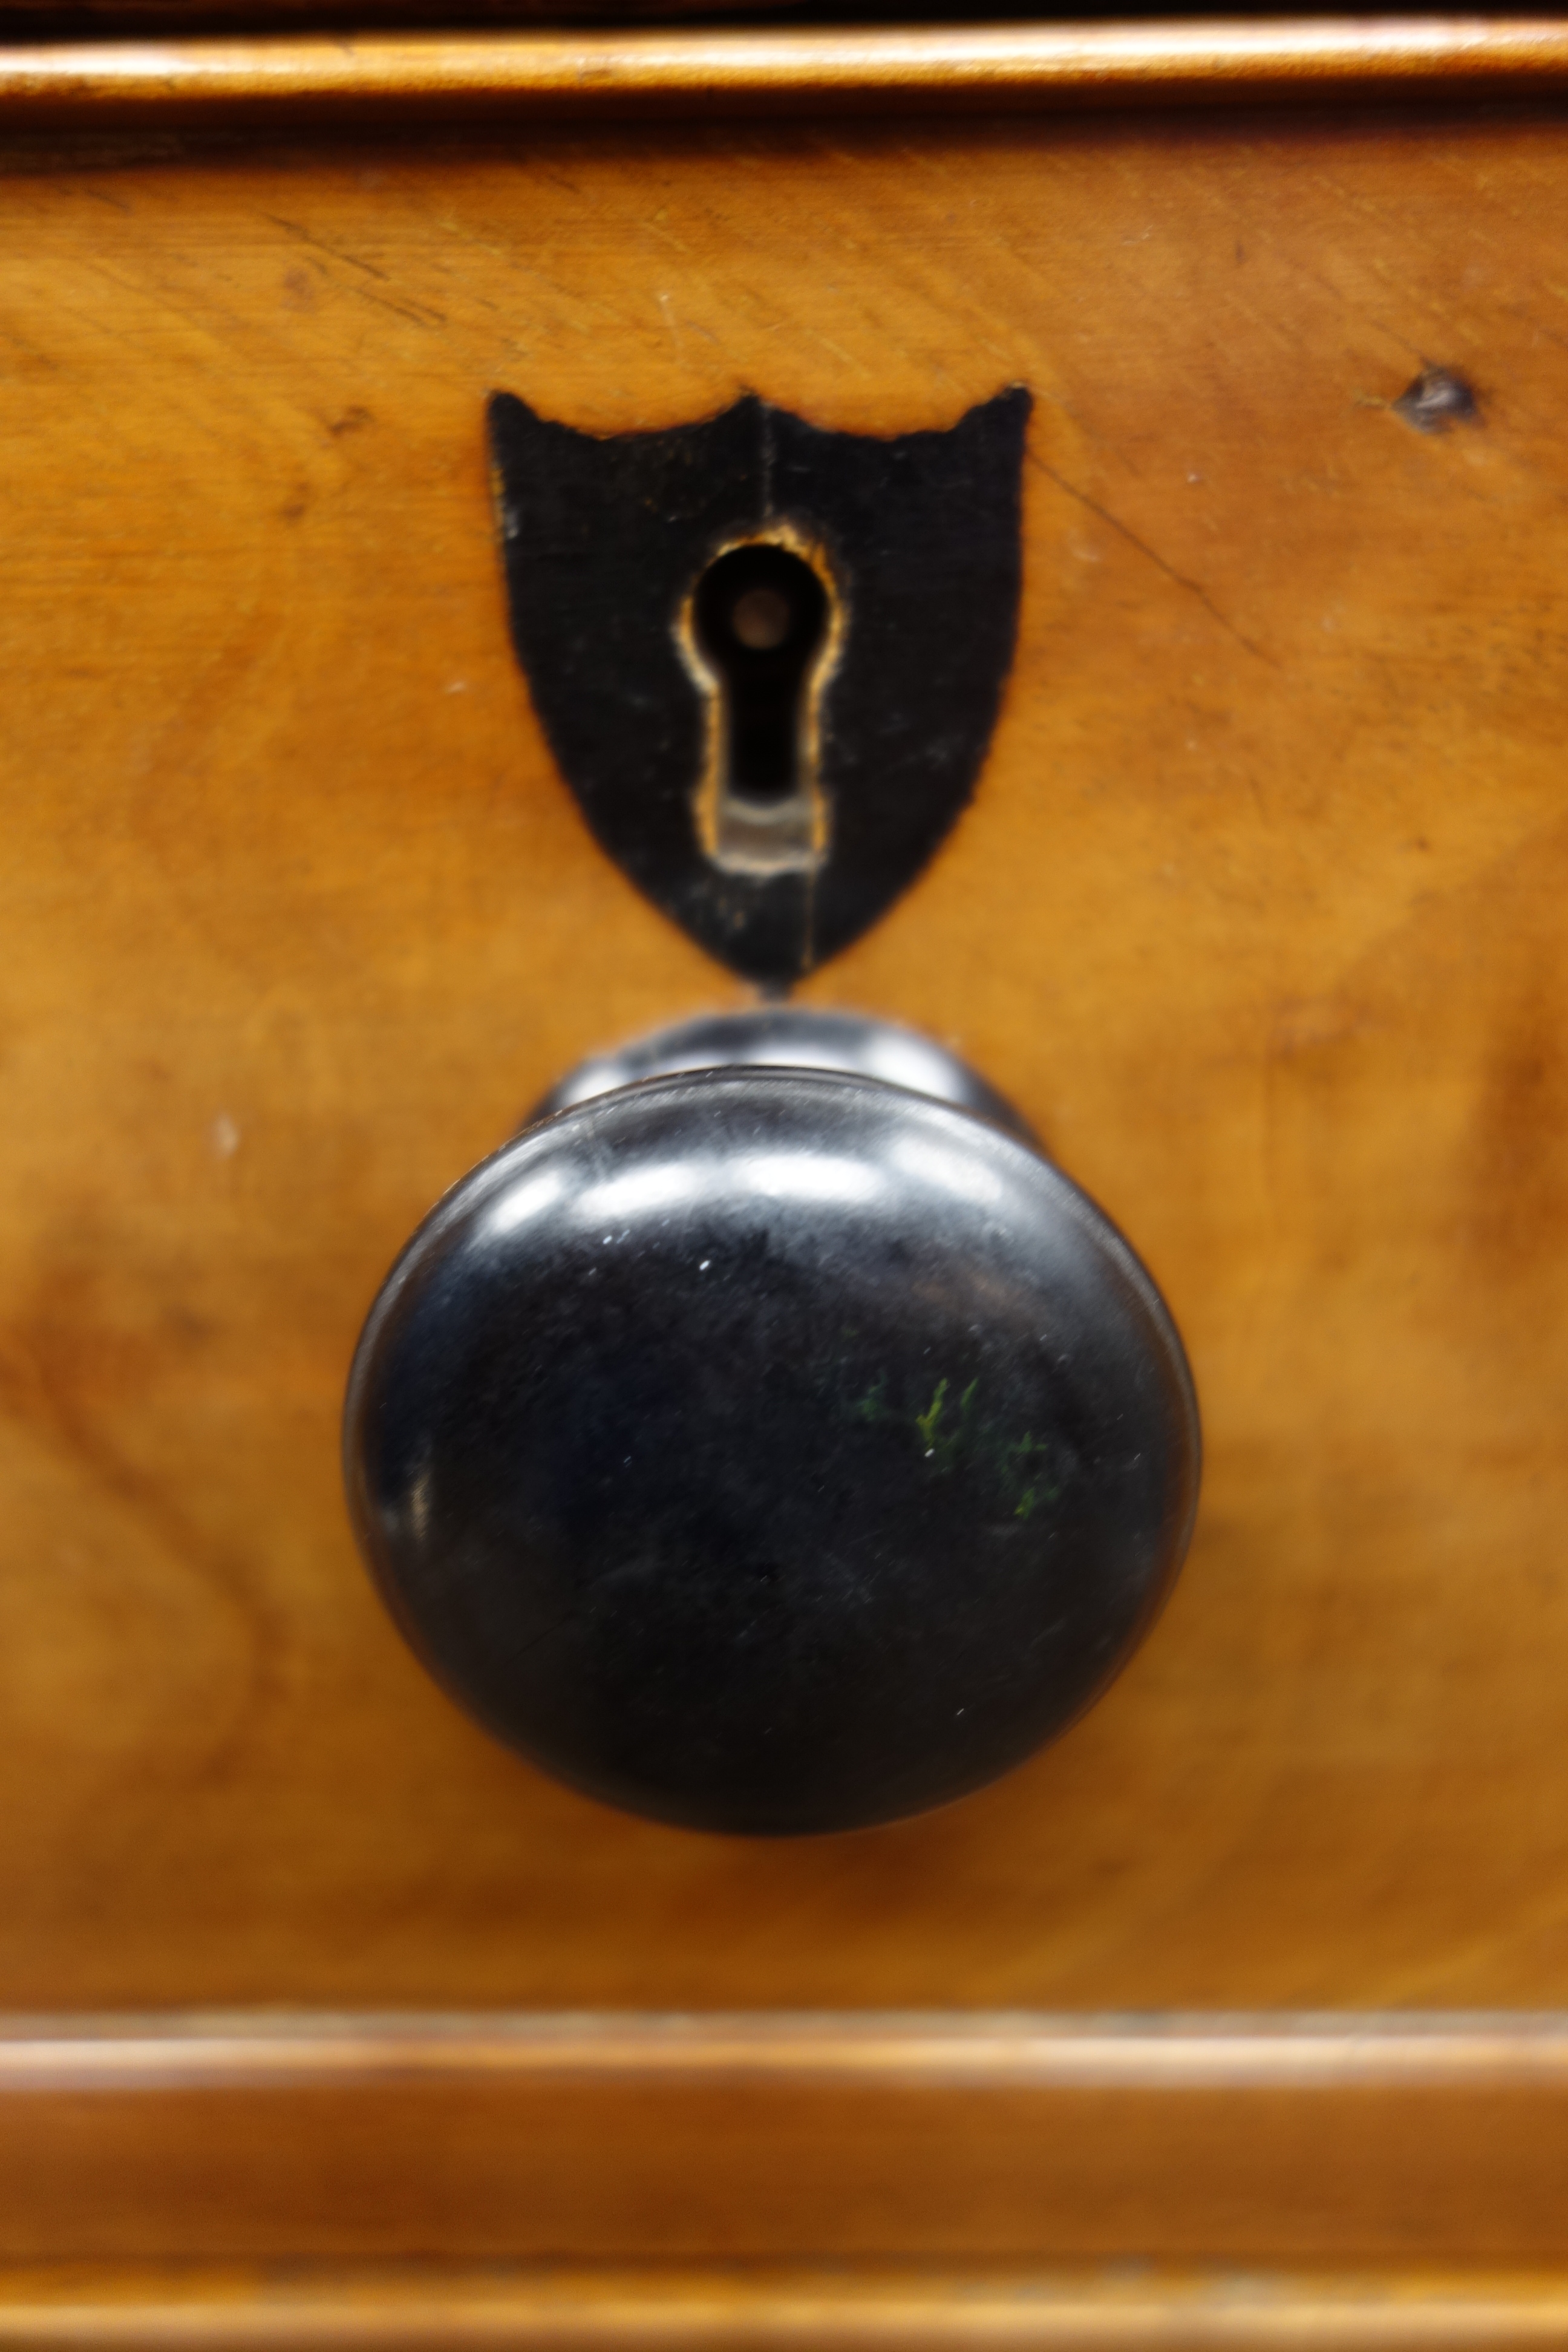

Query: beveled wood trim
left=8, top=2010, right=1568, bottom=2089
left=2, top=18, right=1568, bottom=125
left=4, top=2263, right=1568, bottom=2347
left=4, top=2014, right=1568, bottom=2264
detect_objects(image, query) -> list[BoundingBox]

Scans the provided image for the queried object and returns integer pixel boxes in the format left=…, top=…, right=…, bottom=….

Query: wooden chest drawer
left=2, top=26, right=1568, bottom=2339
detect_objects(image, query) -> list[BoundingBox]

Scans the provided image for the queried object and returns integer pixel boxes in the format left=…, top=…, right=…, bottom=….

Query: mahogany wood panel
left=6, top=2259, right=1568, bottom=2348
left=5, top=2017, right=1568, bottom=2263
left=2, top=108, right=1568, bottom=2014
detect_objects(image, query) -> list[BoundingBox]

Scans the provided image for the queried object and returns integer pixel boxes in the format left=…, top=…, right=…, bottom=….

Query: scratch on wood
left=1029, top=450, right=1270, bottom=663
left=264, top=212, right=391, bottom=281
left=263, top=212, right=447, bottom=327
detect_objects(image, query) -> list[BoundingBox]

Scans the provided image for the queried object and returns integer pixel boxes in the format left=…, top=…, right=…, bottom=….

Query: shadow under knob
left=345, top=1015, right=1198, bottom=1835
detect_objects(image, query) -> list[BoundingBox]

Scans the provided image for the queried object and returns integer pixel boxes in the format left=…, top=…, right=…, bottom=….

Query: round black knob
left=345, top=1012, right=1198, bottom=1835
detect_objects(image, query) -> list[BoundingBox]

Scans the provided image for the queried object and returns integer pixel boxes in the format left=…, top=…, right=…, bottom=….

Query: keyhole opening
left=688, top=541, right=835, bottom=877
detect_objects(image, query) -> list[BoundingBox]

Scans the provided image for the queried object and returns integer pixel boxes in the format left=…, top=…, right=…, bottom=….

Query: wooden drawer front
left=1, top=105, right=1566, bottom=2020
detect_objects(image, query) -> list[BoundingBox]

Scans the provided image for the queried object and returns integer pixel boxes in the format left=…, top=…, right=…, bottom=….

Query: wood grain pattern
left=5, top=2016, right=1568, bottom=2262
left=6, top=2260, right=1568, bottom=2347
left=3, top=108, right=1568, bottom=2019
left=5, top=21, right=1568, bottom=125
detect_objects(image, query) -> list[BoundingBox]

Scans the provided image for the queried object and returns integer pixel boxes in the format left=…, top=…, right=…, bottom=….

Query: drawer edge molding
left=2, top=2012, right=1568, bottom=2263
left=1, top=17, right=1567, bottom=122
left=5, top=2263, right=1568, bottom=2348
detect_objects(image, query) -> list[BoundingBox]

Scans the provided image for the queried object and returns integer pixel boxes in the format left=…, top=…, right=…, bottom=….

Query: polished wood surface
left=5, top=2015, right=1568, bottom=2263
left=3, top=105, right=1568, bottom=2024
left=5, top=19, right=1568, bottom=124
left=7, top=2258, right=1568, bottom=2348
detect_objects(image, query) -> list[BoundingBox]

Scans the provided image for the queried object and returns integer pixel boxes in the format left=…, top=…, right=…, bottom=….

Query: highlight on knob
left=344, top=1011, right=1200, bottom=1837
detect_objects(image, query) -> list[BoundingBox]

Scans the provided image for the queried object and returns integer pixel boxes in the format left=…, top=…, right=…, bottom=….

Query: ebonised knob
left=345, top=1011, right=1199, bottom=1835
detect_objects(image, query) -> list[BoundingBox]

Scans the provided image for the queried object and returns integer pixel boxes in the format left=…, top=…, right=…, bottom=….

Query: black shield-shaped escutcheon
left=488, top=385, right=1031, bottom=987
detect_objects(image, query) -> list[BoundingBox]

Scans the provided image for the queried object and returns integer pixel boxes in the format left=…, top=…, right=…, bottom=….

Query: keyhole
left=688, top=541, right=834, bottom=876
